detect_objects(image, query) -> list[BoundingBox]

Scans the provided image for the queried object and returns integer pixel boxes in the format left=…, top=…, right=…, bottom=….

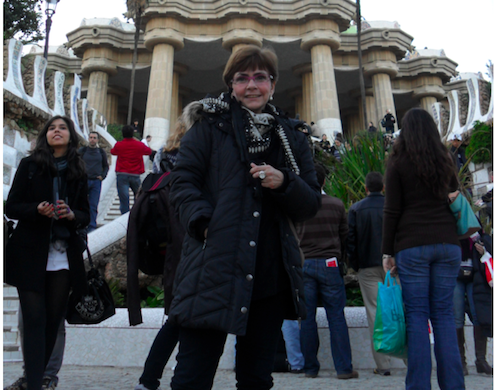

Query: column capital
left=363, top=61, right=399, bottom=78
left=144, top=28, right=184, bottom=51
left=81, top=58, right=118, bottom=77
left=222, top=29, right=263, bottom=51
left=412, top=85, right=445, bottom=100
left=300, top=30, right=340, bottom=52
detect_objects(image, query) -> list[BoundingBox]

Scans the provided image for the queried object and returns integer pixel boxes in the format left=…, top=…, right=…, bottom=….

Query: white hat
left=449, top=133, right=462, bottom=141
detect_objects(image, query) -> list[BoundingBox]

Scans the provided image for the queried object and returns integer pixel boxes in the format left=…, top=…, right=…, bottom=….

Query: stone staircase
left=98, top=188, right=135, bottom=226
left=3, top=284, right=22, bottom=362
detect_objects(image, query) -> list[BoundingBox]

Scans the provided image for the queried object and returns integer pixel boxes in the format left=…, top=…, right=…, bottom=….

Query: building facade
left=60, top=0, right=464, bottom=149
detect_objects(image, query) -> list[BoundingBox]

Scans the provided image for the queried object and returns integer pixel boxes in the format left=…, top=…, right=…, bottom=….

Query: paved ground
left=3, top=362, right=494, bottom=390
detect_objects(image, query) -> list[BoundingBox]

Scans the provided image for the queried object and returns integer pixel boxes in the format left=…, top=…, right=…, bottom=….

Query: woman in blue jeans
left=382, top=108, right=465, bottom=390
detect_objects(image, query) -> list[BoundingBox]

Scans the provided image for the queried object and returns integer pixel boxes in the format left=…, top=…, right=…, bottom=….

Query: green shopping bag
left=373, top=271, right=407, bottom=359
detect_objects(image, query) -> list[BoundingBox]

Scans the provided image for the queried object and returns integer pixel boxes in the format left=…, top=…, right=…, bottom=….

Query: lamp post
left=43, top=0, right=59, bottom=59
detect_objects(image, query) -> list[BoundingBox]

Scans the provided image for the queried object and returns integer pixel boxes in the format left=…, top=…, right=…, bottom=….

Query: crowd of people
left=4, top=45, right=492, bottom=390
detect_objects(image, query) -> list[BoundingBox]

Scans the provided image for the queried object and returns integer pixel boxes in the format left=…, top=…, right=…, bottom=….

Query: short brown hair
left=222, top=45, right=278, bottom=88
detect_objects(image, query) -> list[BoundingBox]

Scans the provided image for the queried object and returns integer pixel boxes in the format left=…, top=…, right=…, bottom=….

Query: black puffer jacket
left=168, top=96, right=321, bottom=336
left=472, top=233, right=493, bottom=337
left=347, top=192, right=385, bottom=271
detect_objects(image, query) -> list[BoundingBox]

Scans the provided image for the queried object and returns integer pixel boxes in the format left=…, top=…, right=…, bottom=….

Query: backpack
left=128, top=172, right=173, bottom=275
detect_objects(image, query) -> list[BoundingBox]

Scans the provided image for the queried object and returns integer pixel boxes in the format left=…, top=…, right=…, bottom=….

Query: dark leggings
left=17, top=270, right=71, bottom=390
left=139, top=320, right=180, bottom=390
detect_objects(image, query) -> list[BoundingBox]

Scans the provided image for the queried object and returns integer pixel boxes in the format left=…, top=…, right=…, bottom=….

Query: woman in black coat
left=168, top=45, right=321, bottom=390
left=5, top=116, right=89, bottom=390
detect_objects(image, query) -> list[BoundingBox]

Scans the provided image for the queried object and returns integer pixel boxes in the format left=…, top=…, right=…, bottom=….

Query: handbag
left=66, top=245, right=116, bottom=324
left=480, top=251, right=494, bottom=288
left=373, top=271, right=408, bottom=359
left=449, top=193, right=481, bottom=239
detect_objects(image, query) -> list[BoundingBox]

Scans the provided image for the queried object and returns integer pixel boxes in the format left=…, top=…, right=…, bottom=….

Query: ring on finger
left=259, top=171, right=266, bottom=180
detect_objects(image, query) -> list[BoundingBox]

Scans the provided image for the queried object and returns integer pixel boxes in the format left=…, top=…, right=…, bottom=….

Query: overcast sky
left=46, top=0, right=494, bottom=76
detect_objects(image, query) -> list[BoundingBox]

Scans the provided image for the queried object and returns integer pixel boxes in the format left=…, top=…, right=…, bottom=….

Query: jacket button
left=253, top=211, right=260, bottom=218
left=249, top=241, right=256, bottom=247
left=246, top=274, right=253, bottom=281
left=219, top=122, right=224, bottom=127
left=241, top=307, right=248, bottom=314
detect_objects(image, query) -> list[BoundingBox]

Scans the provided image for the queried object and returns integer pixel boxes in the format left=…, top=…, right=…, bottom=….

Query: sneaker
left=289, top=368, right=304, bottom=374
left=373, top=368, right=391, bottom=376
left=304, top=372, right=318, bottom=378
left=337, top=370, right=359, bottom=380
left=134, top=384, right=161, bottom=390
left=42, top=377, right=57, bottom=390
left=4, top=375, right=27, bottom=390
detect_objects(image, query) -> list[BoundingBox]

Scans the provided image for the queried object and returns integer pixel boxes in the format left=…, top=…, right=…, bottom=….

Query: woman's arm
left=5, top=159, right=47, bottom=222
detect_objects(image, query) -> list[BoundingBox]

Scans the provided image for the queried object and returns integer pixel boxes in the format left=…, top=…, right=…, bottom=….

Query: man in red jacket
left=110, top=125, right=152, bottom=214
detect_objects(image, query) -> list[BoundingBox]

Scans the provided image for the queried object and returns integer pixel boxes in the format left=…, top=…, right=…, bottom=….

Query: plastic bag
left=373, top=271, right=407, bottom=359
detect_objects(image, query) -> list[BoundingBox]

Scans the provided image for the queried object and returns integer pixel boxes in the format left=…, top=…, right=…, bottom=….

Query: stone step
left=4, top=329, right=19, bottom=344
left=4, top=341, right=21, bottom=352
left=4, top=349, right=23, bottom=362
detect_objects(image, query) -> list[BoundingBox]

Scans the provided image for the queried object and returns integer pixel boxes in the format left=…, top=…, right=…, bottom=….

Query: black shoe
left=289, top=368, right=304, bottom=374
left=476, top=359, right=493, bottom=375
left=337, top=370, right=359, bottom=380
left=42, top=377, right=57, bottom=390
left=373, top=368, right=391, bottom=376
left=305, top=372, right=318, bottom=378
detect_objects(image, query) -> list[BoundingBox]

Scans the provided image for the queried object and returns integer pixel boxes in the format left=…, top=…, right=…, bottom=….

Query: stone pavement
left=3, top=362, right=494, bottom=390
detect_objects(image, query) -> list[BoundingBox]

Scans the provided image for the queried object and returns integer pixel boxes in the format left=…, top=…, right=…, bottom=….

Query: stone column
left=170, top=63, right=188, bottom=130
left=81, top=48, right=117, bottom=118
left=144, top=21, right=184, bottom=150
left=222, top=28, right=263, bottom=55
left=294, top=63, right=315, bottom=126
left=363, top=50, right=399, bottom=132
left=106, top=86, right=126, bottom=125
left=301, top=22, right=342, bottom=141
left=105, top=92, right=119, bottom=125
left=87, top=71, right=108, bottom=115
left=357, top=93, right=377, bottom=130
left=420, top=96, right=438, bottom=115
left=412, top=76, right=445, bottom=116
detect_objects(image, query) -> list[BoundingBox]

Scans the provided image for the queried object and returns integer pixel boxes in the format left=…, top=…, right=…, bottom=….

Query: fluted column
left=420, top=96, right=437, bottom=116
left=358, top=94, right=377, bottom=130
left=294, top=94, right=303, bottom=120
left=144, top=19, right=184, bottom=149
left=105, top=93, right=119, bottom=125
left=310, top=45, right=341, bottom=139
left=372, top=73, right=396, bottom=131
left=301, top=22, right=342, bottom=141
left=363, top=50, right=399, bottom=132
left=293, top=63, right=314, bottom=126
left=346, top=113, right=361, bottom=137
left=87, top=71, right=109, bottom=115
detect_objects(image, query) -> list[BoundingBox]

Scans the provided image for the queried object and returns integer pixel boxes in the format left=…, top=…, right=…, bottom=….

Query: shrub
left=466, top=121, right=492, bottom=164
left=107, top=123, right=123, bottom=141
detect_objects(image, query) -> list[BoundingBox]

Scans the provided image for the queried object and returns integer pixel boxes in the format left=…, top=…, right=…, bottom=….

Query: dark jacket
left=127, top=172, right=185, bottom=326
left=347, top=192, right=385, bottom=271
left=5, top=155, right=90, bottom=295
left=168, top=96, right=321, bottom=336
left=472, top=233, right=493, bottom=337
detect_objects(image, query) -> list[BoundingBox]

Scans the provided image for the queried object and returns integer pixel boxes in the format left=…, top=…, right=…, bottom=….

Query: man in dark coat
left=347, top=172, right=392, bottom=376
left=381, top=110, right=396, bottom=134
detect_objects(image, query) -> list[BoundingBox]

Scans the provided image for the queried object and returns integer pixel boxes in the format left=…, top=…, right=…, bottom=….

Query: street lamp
left=43, top=0, right=59, bottom=59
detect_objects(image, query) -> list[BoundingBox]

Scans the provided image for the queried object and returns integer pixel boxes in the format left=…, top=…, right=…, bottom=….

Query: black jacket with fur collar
left=168, top=94, right=321, bottom=335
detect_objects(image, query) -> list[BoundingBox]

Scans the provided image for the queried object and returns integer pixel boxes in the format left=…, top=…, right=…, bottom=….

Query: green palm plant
left=316, top=132, right=388, bottom=210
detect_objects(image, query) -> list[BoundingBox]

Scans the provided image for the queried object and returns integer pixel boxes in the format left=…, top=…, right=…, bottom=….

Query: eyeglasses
left=232, top=73, right=273, bottom=86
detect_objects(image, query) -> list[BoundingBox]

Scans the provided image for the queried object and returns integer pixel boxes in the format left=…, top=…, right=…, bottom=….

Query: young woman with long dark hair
left=382, top=108, right=465, bottom=389
left=5, top=116, right=89, bottom=390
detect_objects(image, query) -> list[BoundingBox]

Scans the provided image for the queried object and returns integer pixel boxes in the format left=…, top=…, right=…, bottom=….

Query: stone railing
left=3, top=38, right=116, bottom=200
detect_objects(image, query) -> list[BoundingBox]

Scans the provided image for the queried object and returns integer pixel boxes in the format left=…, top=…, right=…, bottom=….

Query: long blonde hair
left=164, top=116, right=187, bottom=153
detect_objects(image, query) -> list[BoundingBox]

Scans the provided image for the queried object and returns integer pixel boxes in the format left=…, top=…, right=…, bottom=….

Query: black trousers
left=139, top=320, right=180, bottom=390
left=171, top=290, right=290, bottom=390
left=17, top=270, right=71, bottom=390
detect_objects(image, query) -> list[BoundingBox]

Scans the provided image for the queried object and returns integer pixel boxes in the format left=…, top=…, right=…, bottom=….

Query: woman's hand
left=475, top=242, right=486, bottom=255
left=55, top=200, right=75, bottom=221
left=250, top=163, right=284, bottom=190
left=448, top=190, right=460, bottom=203
left=37, top=201, right=54, bottom=218
left=383, top=255, right=398, bottom=277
